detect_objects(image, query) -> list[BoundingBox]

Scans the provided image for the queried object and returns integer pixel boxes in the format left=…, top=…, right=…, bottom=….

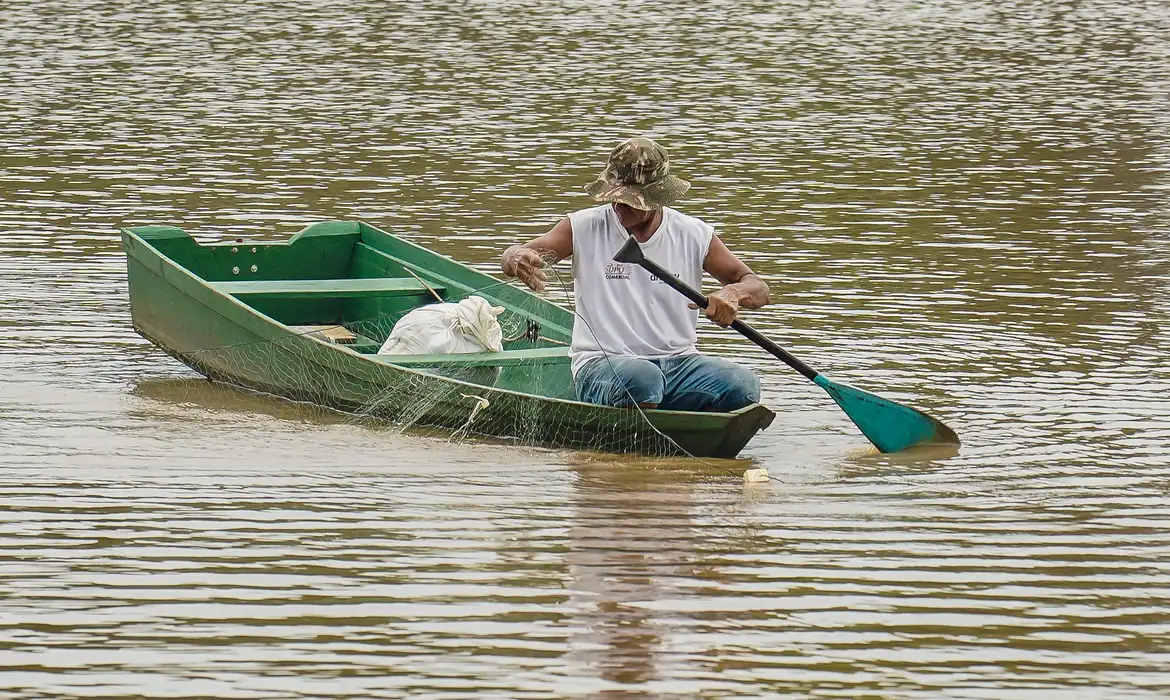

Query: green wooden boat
left=120, top=221, right=775, bottom=457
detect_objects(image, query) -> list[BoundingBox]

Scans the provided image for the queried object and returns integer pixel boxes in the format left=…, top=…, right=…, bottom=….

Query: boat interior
left=129, top=221, right=578, bottom=398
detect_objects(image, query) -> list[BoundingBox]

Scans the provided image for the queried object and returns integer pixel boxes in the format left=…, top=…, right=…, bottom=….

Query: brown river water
left=2, top=0, right=1169, bottom=697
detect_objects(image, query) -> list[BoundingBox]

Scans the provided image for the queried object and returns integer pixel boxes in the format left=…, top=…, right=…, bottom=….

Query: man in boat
left=500, top=137, right=771, bottom=412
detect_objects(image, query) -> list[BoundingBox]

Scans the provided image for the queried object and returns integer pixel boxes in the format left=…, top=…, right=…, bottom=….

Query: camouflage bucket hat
left=584, top=137, right=690, bottom=210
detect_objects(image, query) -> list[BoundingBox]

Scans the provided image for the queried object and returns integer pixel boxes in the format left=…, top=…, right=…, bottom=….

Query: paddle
left=612, top=236, right=959, bottom=453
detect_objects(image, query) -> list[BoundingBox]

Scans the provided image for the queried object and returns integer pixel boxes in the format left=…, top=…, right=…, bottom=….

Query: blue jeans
left=574, top=354, right=761, bottom=412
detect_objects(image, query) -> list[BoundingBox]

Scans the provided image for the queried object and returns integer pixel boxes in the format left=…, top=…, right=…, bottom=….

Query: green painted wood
left=350, top=242, right=412, bottom=279
left=198, top=235, right=359, bottom=282
left=125, top=223, right=360, bottom=282
left=288, top=221, right=362, bottom=239
left=210, top=277, right=444, bottom=299
left=131, top=225, right=191, bottom=240
left=372, top=346, right=569, bottom=368
left=119, top=220, right=776, bottom=457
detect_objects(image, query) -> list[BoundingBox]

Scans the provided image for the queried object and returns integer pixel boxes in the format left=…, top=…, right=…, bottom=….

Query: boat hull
left=121, top=222, right=774, bottom=458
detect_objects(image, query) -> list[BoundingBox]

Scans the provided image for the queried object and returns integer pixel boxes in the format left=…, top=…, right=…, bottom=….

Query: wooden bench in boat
left=210, top=277, right=444, bottom=300
left=369, top=346, right=570, bottom=367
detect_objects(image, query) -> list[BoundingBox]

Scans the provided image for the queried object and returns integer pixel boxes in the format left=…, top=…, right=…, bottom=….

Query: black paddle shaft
left=612, top=236, right=820, bottom=381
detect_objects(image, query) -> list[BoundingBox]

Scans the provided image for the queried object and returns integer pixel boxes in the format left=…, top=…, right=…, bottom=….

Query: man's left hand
left=689, top=286, right=741, bottom=327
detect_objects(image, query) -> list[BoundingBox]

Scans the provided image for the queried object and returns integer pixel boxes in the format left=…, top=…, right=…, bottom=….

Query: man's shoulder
left=664, top=206, right=710, bottom=229
left=569, top=204, right=613, bottom=220
left=567, top=204, right=616, bottom=234
left=664, top=208, right=715, bottom=244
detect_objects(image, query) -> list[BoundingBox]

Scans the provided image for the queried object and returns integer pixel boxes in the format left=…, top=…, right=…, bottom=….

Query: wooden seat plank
left=211, top=278, right=443, bottom=299
left=369, top=346, right=570, bottom=367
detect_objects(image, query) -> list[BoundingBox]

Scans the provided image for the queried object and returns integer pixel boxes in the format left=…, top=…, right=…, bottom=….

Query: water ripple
left=2, top=0, right=1169, bottom=697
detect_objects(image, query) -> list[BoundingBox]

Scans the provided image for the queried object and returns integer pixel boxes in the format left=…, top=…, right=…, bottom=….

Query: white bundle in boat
left=377, top=295, right=505, bottom=355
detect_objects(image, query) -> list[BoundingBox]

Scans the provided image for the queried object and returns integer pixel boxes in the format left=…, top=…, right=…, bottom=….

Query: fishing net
left=146, top=252, right=728, bottom=462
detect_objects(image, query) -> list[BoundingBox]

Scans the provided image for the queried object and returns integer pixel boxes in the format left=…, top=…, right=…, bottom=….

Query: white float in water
left=742, top=468, right=769, bottom=484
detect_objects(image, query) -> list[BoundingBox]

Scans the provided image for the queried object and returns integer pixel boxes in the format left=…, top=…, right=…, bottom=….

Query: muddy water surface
left=2, top=0, right=1169, bottom=697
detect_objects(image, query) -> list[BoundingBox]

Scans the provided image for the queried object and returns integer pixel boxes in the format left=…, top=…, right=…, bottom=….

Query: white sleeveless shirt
left=567, top=205, right=715, bottom=376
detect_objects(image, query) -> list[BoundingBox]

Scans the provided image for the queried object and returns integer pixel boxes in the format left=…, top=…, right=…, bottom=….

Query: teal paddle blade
left=814, top=375, right=959, bottom=453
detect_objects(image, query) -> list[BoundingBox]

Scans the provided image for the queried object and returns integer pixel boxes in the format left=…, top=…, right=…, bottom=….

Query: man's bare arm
left=705, top=236, right=770, bottom=302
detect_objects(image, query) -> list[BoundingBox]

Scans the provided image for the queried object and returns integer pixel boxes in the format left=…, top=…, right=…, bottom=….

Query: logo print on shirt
left=604, top=262, right=631, bottom=280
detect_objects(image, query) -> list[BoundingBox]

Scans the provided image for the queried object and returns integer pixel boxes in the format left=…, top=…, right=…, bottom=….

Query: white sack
left=377, top=295, right=505, bottom=355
